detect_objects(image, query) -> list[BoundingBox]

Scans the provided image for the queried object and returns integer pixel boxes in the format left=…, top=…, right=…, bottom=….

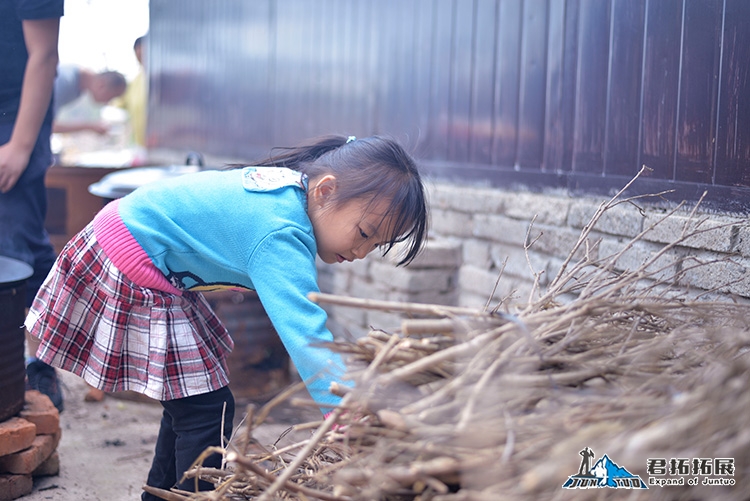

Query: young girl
left=25, top=134, right=428, bottom=499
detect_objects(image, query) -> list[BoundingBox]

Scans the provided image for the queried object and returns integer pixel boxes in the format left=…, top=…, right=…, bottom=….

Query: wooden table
left=44, top=164, right=122, bottom=254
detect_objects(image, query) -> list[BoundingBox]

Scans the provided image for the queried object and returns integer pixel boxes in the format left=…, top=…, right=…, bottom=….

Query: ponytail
left=253, top=135, right=349, bottom=169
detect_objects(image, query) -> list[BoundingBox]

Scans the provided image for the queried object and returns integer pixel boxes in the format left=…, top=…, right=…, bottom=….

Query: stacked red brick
left=0, top=391, right=61, bottom=501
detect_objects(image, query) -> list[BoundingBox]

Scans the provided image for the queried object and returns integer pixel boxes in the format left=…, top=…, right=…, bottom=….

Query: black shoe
left=26, top=360, right=64, bottom=413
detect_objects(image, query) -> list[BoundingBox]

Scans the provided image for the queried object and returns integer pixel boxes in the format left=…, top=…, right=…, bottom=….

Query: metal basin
left=88, top=164, right=203, bottom=200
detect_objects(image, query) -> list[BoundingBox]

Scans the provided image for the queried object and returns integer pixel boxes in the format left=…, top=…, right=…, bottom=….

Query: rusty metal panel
left=446, top=0, right=474, bottom=163
left=347, top=1, right=375, bottom=137
left=146, top=0, right=750, bottom=205
left=273, top=0, right=311, bottom=143
left=149, top=0, right=273, bottom=158
left=423, top=0, right=453, bottom=160
left=516, top=0, right=549, bottom=170
left=640, top=0, right=683, bottom=181
left=541, top=0, right=567, bottom=173
left=468, top=0, right=499, bottom=165
left=714, top=0, right=750, bottom=188
left=491, top=0, right=522, bottom=166
left=604, top=0, right=645, bottom=177
left=375, top=0, right=417, bottom=143
left=547, top=0, right=581, bottom=174
left=571, top=0, right=610, bottom=174
left=675, top=0, right=722, bottom=184
left=412, top=0, right=436, bottom=158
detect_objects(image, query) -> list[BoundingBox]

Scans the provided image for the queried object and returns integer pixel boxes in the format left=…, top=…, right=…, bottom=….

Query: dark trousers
left=142, top=386, right=234, bottom=500
left=0, top=121, right=57, bottom=306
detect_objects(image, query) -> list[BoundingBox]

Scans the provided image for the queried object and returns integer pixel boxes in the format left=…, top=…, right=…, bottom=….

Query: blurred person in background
left=53, top=65, right=126, bottom=135
left=0, top=0, right=65, bottom=412
left=112, top=34, right=147, bottom=147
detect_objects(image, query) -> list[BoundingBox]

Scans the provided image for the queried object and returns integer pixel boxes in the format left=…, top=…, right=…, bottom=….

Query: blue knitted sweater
left=115, top=167, right=346, bottom=410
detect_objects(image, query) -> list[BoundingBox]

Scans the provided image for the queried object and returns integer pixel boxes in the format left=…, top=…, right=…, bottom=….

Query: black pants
left=0, top=121, right=57, bottom=307
left=142, top=386, right=235, bottom=500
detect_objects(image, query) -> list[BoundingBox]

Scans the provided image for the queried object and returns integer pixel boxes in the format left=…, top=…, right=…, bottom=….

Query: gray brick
left=598, top=238, right=675, bottom=275
left=331, top=270, right=354, bottom=295
left=678, top=251, right=749, bottom=296
left=381, top=238, right=462, bottom=269
left=678, top=287, right=750, bottom=304
left=370, top=261, right=453, bottom=292
left=486, top=290, right=515, bottom=311
left=365, top=311, right=404, bottom=331
left=333, top=272, right=383, bottom=301
left=568, top=200, right=602, bottom=228
left=347, top=275, right=382, bottom=300
left=413, top=239, right=462, bottom=269
left=503, top=191, right=570, bottom=226
left=492, top=245, right=552, bottom=285
left=507, top=280, right=542, bottom=310
left=643, top=213, right=745, bottom=253
left=429, top=183, right=506, bottom=214
left=488, top=242, right=535, bottom=281
left=337, top=256, right=372, bottom=278
left=568, top=199, right=644, bottom=237
left=329, top=304, right=367, bottom=329
left=601, top=206, right=643, bottom=236
left=598, top=238, right=640, bottom=271
left=384, top=288, right=456, bottom=305
left=529, top=251, right=558, bottom=286
left=736, top=224, right=750, bottom=257
left=543, top=256, right=572, bottom=288
left=462, top=239, right=492, bottom=269
left=457, top=265, right=495, bottom=297
left=529, top=224, right=591, bottom=262
left=544, top=260, right=603, bottom=298
left=458, top=292, right=493, bottom=310
left=317, top=265, right=335, bottom=293
left=600, top=204, right=645, bottom=237
left=466, top=274, right=535, bottom=311
left=338, top=323, right=370, bottom=340
left=473, top=213, right=531, bottom=244
left=325, top=316, right=352, bottom=340
left=431, top=208, right=474, bottom=238
left=457, top=264, right=516, bottom=300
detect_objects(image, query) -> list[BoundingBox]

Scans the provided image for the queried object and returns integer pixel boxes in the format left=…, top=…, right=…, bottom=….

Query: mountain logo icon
left=562, top=448, right=647, bottom=489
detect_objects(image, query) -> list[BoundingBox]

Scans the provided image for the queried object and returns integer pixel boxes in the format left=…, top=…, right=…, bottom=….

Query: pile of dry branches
left=147, top=171, right=749, bottom=500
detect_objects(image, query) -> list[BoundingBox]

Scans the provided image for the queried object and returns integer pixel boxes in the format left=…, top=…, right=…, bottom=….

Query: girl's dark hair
left=249, top=135, right=428, bottom=266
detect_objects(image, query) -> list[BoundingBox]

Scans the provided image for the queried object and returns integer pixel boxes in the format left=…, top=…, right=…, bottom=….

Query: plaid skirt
left=25, top=223, right=234, bottom=401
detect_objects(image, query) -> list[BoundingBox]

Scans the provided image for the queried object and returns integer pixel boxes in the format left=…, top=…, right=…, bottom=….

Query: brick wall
left=319, top=182, right=750, bottom=339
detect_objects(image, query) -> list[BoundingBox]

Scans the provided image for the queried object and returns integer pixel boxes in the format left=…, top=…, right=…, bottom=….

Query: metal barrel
left=0, top=256, right=33, bottom=421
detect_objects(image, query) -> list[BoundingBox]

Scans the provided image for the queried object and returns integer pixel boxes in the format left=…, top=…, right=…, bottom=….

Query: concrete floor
left=22, top=370, right=318, bottom=501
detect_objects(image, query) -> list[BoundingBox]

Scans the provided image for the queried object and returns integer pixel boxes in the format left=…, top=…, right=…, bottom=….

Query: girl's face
left=308, top=175, right=393, bottom=264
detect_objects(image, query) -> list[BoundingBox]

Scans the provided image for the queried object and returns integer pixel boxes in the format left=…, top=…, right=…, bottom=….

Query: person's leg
left=0, top=123, right=57, bottom=306
left=142, top=386, right=234, bottom=499
left=1, top=122, right=62, bottom=412
left=171, top=386, right=235, bottom=492
left=142, top=408, right=178, bottom=501
left=21, top=165, right=63, bottom=412
left=24, top=349, right=64, bottom=412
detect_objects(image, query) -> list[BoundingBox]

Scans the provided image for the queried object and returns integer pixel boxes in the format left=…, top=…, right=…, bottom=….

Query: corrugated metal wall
left=148, top=0, right=750, bottom=210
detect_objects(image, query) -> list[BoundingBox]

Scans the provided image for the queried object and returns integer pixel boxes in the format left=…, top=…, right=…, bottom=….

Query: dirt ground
left=22, top=369, right=319, bottom=501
